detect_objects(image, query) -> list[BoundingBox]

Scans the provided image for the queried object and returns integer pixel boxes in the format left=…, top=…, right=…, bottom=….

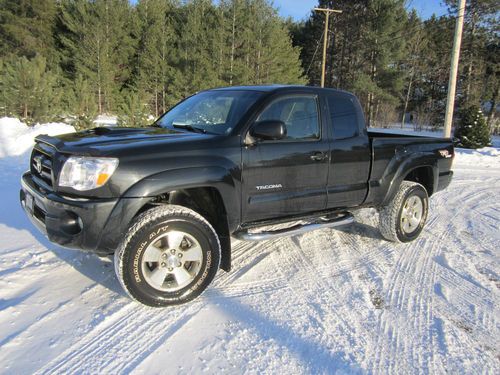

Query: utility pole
left=314, top=7, right=342, bottom=88
left=443, top=0, right=466, bottom=138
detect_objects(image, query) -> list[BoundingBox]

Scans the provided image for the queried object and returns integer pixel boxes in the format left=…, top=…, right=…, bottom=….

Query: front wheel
left=114, top=205, right=221, bottom=307
left=378, top=181, right=429, bottom=242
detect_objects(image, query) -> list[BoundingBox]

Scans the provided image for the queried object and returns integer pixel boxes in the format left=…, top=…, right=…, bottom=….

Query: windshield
left=155, top=90, right=263, bottom=135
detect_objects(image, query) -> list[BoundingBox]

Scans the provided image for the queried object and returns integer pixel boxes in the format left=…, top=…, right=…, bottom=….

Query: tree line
left=0, top=0, right=498, bottom=131
left=291, top=0, right=499, bottom=131
left=0, top=0, right=304, bottom=127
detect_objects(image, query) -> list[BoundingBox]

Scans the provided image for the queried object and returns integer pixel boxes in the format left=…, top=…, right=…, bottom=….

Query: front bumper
left=20, top=172, right=119, bottom=254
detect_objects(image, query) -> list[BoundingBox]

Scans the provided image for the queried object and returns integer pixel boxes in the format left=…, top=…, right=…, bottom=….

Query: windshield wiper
left=173, top=124, right=207, bottom=134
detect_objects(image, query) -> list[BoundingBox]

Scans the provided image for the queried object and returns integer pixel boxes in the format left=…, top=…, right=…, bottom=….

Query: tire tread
left=378, top=181, right=426, bottom=242
left=114, top=204, right=221, bottom=306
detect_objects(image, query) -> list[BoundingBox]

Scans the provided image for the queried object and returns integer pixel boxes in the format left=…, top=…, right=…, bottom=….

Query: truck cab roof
left=210, top=84, right=355, bottom=97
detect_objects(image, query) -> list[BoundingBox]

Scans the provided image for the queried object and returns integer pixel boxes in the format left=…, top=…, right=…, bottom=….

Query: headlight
left=59, top=156, right=119, bottom=191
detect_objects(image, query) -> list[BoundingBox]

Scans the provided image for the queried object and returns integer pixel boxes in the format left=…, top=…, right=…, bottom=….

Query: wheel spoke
left=167, top=231, right=185, bottom=249
left=182, top=244, right=203, bottom=262
left=149, top=267, right=169, bottom=288
left=172, top=267, right=192, bottom=286
left=409, top=216, right=420, bottom=228
left=403, top=220, right=411, bottom=232
left=140, top=230, right=203, bottom=292
left=159, top=236, right=169, bottom=249
left=143, top=244, right=162, bottom=263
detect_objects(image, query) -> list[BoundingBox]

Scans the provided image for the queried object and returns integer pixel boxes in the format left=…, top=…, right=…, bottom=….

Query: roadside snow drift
left=0, top=117, right=74, bottom=158
left=0, top=121, right=498, bottom=374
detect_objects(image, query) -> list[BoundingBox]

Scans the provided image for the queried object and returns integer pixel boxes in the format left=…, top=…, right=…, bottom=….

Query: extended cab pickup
left=20, top=85, right=454, bottom=306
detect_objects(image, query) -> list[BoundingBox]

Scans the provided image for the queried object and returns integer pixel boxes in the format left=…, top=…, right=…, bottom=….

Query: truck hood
left=35, top=126, right=210, bottom=155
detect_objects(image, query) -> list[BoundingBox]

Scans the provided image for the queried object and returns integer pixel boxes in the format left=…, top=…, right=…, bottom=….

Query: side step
left=233, top=213, right=354, bottom=241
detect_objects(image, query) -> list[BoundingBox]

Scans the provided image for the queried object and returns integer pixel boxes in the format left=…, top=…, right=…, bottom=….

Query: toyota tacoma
left=20, top=85, right=454, bottom=307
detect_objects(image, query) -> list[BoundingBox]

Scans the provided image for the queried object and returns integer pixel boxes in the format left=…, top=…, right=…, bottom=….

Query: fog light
left=60, top=211, right=83, bottom=235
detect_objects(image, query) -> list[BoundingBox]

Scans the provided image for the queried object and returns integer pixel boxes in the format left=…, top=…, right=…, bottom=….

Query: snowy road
left=0, top=134, right=499, bottom=373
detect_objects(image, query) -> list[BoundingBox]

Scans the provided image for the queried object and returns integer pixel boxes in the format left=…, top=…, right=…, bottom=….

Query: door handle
left=310, top=152, right=327, bottom=161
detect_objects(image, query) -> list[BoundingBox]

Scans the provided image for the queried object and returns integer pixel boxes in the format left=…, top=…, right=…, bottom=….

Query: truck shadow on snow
left=202, top=289, right=363, bottom=374
left=336, top=221, right=384, bottom=240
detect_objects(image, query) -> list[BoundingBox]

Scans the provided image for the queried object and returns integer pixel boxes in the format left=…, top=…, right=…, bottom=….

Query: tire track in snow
left=372, top=217, right=449, bottom=373
left=215, top=222, right=394, bottom=300
left=36, top=238, right=289, bottom=374
left=371, top=180, right=495, bottom=373
left=26, top=156, right=500, bottom=374
left=36, top=246, right=276, bottom=375
left=36, top=296, right=209, bottom=374
left=263, top=229, right=388, bottom=368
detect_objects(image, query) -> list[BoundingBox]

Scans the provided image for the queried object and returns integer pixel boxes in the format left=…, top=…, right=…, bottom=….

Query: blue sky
left=271, top=0, right=449, bottom=21
left=130, top=1, right=450, bottom=21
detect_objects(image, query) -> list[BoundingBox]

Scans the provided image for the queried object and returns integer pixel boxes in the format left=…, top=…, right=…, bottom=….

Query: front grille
left=31, top=143, right=56, bottom=189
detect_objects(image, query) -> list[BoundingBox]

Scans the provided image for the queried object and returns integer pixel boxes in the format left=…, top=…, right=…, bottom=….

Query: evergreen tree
left=177, top=0, right=222, bottom=95
left=69, top=74, right=99, bottom=129
left=219, top=0, right=304, bottom=86
left=444, top=0, right=500, bottom=105
left=0, top=55, right=61, bottom=123
left=413, top=15, right=454, bottom=129
left=291, top=0, right=406, bottom=126
left=483, top=41, right=499, bottom=131
left=0, top=0, right=58, bottom=66
left=117, top=90, right=150, bottom=127
left=454, top=106, right=491, bottom=148
left=132, top=0, right=180, bottom=117
left=58, top=0, right=135, bottom=114
left=260, top=19, right=305, bottom=84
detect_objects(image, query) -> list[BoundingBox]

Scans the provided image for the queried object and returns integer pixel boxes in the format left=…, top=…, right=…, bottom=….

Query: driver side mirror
left=250, top=120, right=287, bottom=141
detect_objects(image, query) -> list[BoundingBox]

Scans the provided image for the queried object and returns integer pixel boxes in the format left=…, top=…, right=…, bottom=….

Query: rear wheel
left=114, top=205, right=220, bottom=307
left=378, top=181, right=429, bottom=242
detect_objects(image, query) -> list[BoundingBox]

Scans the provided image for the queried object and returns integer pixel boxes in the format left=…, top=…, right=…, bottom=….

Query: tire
left=378, top=181, right=429, bottom=243
left=114, top=205, right=221, bottom=307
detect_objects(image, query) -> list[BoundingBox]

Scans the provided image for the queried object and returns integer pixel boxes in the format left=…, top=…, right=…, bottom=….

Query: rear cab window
left=326, top=94, right=359, bottom=140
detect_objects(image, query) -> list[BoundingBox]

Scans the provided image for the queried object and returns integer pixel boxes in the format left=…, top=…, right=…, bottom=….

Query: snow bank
left=455, top=146, right=500, bottom=168
left=94, top=114, right=117, bottom=126
left=0, top=117, right=74, bottom=158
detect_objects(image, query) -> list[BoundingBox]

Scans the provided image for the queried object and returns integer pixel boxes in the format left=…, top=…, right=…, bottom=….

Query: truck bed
left=367, top=129, right=448, bottom=140
left=365, top=130, right=454, bottom=205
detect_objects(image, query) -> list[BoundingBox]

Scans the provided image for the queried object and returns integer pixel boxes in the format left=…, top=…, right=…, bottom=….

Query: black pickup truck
left=20, top=85, right=454, bottom=306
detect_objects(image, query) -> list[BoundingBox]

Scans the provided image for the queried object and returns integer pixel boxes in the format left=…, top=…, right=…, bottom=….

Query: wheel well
left=133, top=187, right=232, bottom=272
left=404, top=166, right=434, bottom=196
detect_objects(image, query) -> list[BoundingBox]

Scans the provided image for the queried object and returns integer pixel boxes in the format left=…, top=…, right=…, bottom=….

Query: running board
left=233, top=213, right=354, bottom=241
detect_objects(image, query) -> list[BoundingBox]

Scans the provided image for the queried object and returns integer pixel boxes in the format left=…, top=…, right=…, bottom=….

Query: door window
left=327, top=95, right=359, bottom=139
left=256, top=95, right=320, bottom=140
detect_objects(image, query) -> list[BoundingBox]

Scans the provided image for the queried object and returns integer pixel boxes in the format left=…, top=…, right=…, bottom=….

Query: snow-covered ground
left=0, top=119, right=498, bottom=374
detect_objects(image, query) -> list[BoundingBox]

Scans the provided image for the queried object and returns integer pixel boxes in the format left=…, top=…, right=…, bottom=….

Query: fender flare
left=122, top=166, right=240, bottom=230
left=380, top=153, right=438, bottom=206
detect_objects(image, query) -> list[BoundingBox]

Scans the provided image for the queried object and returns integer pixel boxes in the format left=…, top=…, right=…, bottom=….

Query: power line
left=314, top=7, right=342, bottom=88
left=303, top=3, right=497, bottom=79
left=303, top=4, right=467, bottom=76
left=374, top=3, right=498, bottom=48
left=305, top=31, right=323, bottom=77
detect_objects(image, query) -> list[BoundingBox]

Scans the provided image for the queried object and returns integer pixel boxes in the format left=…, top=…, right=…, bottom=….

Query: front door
left=242, top=94, right=329, bottom=223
